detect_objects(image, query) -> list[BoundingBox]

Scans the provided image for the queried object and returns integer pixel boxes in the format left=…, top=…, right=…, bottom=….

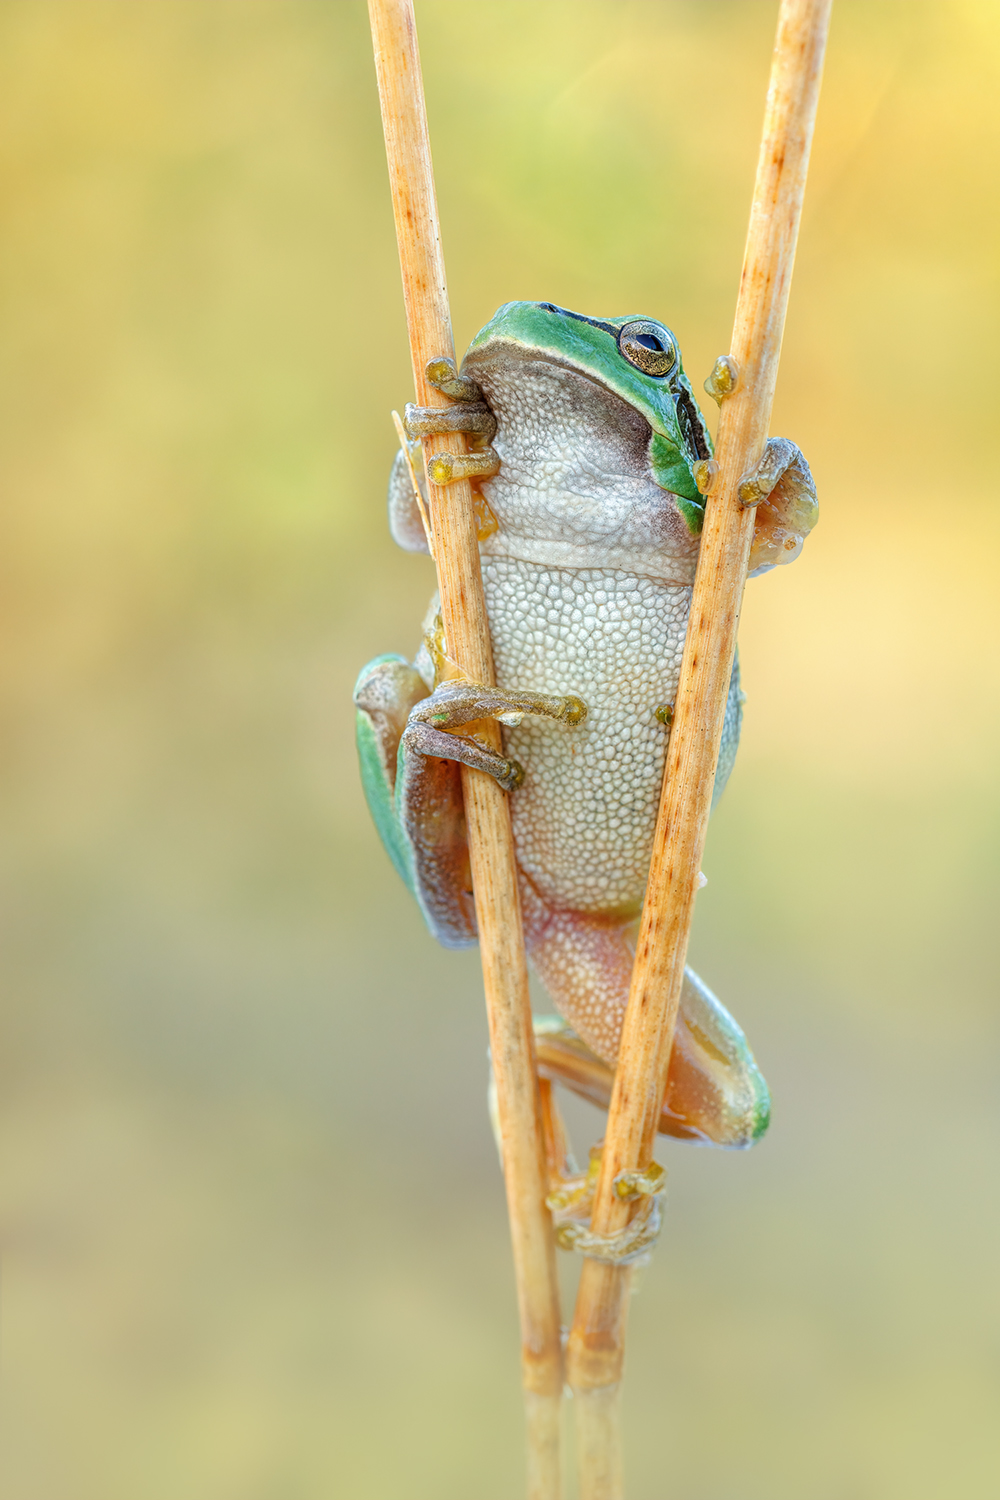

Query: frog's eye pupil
left=618, top=320, right=677, bottom=378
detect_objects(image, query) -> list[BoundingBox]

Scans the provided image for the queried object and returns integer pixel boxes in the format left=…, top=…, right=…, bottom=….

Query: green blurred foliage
left=0, top=3, right=997, bottom=1497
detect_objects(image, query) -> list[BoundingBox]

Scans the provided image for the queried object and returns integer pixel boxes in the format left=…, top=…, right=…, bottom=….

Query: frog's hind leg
left=521, top=886, right=770, bottom=1149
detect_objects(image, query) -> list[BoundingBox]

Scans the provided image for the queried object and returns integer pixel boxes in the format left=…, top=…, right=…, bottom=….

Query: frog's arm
left=741, top=437, right=818, bottom=575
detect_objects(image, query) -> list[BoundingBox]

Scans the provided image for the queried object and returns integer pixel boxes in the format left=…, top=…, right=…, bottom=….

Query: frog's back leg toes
left=523, top=889, right=769, bottom=1149
left=415, top=679, right=587, bottom=731
left=402, top=719, right=525, bottom=793
left=739, top=436, right=819, bottom=575
left=403, top=678, right=587, bottom=792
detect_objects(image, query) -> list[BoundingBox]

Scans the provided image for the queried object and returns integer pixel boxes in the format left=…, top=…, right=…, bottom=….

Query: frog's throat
left=461, top=335, right=707, bottom=480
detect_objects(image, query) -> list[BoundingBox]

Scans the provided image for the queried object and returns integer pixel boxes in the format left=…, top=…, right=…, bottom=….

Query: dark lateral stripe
left=675, top=386, right=711, bottom=461
left=535, top=302, right=621, bottom=340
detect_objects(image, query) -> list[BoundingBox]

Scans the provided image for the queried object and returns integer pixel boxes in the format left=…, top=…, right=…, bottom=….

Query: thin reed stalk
left=566, top=3, right=834, bottom=1493
left=366, top=3, right=564, bottom=1495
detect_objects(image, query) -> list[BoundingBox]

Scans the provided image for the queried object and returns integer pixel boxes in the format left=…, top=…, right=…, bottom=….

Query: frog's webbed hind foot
left=738, top=436, right=819, bottom=575
left=535, top=1074, right=666, bottom=1267
left=402, top=679, right=587, bottom=793
left=554, top=1183, right=665, bottom=1266
left=403, top=358, right=501, bottom=485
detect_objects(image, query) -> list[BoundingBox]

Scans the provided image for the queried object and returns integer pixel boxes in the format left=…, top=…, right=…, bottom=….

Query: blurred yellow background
left=0, top=2, right=997, bottom=1497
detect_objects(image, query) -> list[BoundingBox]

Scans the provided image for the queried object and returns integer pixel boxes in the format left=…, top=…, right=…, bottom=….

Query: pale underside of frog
left=355, top=301, right=817, bottom=1172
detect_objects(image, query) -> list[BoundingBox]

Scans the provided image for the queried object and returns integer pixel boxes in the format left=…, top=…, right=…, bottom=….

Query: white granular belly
left=482, top=555, right=691, bottom=916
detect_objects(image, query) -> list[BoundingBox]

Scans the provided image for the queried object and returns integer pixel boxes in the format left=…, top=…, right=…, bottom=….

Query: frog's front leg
left=738, top=436, right=819, bottom=575
left=403, top=679, right=587, bottom=793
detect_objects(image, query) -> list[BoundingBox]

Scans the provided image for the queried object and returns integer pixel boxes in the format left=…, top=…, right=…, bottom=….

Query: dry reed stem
left=567, top=1, right=833, bottom=1490
left=367, top=2, right=563, bottom=1494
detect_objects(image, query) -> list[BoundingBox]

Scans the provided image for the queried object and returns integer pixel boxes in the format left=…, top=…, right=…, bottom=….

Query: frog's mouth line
left=462, top=337, right=710, bottom=469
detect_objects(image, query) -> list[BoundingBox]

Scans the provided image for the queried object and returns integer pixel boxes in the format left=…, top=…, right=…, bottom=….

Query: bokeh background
left=0, top=2, right=997, bottom=1496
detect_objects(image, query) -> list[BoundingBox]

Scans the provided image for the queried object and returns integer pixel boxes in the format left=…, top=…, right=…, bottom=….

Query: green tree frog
left=354, top=302, right=816, bottom=1152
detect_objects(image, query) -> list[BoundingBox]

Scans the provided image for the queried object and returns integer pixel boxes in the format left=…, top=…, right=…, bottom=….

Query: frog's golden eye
left=618, top=320, right=677, bottom=379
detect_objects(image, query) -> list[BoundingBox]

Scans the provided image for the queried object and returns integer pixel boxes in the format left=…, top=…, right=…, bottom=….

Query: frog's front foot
left=738, top=437, right=819, bottom=575
left=402, top=679, right=588, bottom=792
left=403, top=357, right=501, bottom=485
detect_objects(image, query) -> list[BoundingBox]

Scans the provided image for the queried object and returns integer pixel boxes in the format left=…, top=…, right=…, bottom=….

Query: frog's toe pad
left=426, top=448, right=500, bottom=485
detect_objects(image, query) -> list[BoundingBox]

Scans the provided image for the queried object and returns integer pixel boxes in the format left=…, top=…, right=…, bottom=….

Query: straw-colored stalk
left=566, top=2, right=833, bottom=1492
left=367, top=2, right=563, bottom=1495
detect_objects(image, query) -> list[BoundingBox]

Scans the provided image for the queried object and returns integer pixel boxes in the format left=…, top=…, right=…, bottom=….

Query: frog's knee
left=669, top=968, right=771, bottom=1148
left=354, top=656, right=430, bottom=757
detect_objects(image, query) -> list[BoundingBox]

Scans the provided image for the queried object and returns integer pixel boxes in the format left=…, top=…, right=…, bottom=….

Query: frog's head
left=461, top=301, right=713, bottom=577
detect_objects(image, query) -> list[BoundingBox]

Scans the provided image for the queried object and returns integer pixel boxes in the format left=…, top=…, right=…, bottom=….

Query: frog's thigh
left=522, top=897, right=633, bottom=1066
left=524, top=894, right=769, bottom=1148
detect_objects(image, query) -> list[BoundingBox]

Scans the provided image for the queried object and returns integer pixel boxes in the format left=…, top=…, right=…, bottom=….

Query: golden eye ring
left=618, top=319, right=677, bottom=378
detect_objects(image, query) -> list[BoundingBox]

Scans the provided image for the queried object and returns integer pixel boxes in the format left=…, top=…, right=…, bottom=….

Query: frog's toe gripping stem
left=402, top=720, right=524, bottom=793
left=738, top=437, right=819, bottom=575
left=536, top=1076, right=666, bottom=1266
left=425, top=356, right=480, bottom=403
left=425, top=450, right=501, bottom=484
left=402, top=679, right=588, bottom=792
left=555, top=1187, right=665, bottom=1266
left=403, top=400, right=497, bottom=444
left=415, top=678, right=587, bottom=731
left=404, top=357, right=501, bottom=488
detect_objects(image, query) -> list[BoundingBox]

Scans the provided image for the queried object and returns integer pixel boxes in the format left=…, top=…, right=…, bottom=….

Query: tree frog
left=355, top=302, right=817, bottom=1153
